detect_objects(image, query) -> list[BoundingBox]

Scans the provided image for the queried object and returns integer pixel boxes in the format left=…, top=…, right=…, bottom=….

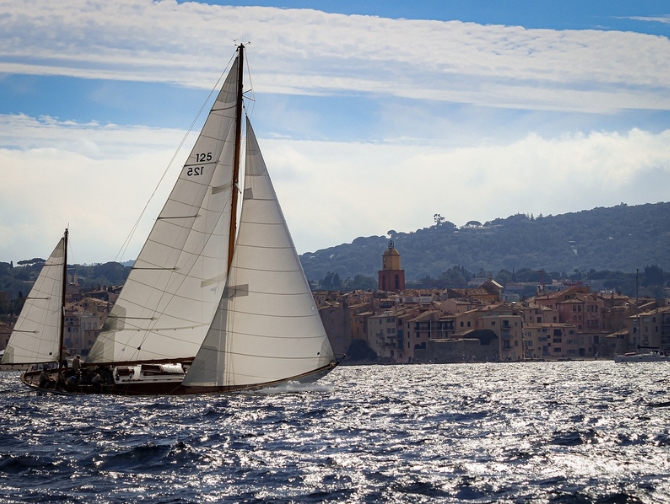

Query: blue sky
left=1, top=0, right=669, bottom=265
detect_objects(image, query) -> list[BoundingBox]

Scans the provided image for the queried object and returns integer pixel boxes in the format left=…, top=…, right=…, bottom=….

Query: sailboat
left=1, top=230, right=69, bottom=372
left=19, top=44, right=339, bottom=395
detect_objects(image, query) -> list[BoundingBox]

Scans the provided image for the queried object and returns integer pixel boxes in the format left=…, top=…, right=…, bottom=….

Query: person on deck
left=39, top=367, right=49, bottom=388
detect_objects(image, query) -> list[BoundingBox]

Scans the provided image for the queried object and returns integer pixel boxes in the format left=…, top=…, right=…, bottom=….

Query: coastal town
left=319, top=242, right=670, bottom=363
left=1, top=240, right=668, bottom=366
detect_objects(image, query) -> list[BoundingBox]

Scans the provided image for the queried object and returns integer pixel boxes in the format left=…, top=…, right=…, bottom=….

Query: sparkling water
left=1, top=361, right=669, bottom=502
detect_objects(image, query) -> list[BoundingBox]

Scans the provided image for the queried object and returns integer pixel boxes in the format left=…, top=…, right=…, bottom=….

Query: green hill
left=300, top=202, right=670, bottom=283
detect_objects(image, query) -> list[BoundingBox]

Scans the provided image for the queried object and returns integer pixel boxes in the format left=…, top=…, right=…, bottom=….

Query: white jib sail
left=87, top=58, right=241, bottom=364
left=1, top=236, right=65, bottom=365
left=184, top=118, right=335, bottom=387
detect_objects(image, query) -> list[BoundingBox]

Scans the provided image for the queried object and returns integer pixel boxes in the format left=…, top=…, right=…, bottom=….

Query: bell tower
left=378, top=240, right=405, bottom=292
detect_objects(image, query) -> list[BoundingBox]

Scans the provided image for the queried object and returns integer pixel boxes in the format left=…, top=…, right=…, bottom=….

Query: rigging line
left=243, top=49, right=256, bottom=119
left=112, top=51, right=238, bottom=265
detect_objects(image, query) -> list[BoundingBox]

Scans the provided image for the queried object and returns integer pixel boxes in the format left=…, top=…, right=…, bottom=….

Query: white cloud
left=1, top=1, right=670, bottom=112
left=1, top=114, right=668, bottom=263
left=266, top=128, right=670, bottom=252
left=0, top=114, right=189, bottom=263
left=624, top=16, right=670, bottom=24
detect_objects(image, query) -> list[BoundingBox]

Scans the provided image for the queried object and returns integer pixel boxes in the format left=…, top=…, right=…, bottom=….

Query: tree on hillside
left=0, top=291, right=9, bottom=315
left=16, top=258, right=45, bottom=267
left=344, top=274, right=376, bottom=291
left=10, top=291, right=25, bottom=315
left=642, top=265, right=664, bottom=287
left=321, top=272, right=343, bottom=291
left=440, top=266, right=472, bottom=288
left=494, top=269, right=513, bottom=285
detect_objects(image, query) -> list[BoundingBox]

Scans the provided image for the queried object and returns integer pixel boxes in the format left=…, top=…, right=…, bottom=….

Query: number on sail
left=187, top=166, right=204, bottom=176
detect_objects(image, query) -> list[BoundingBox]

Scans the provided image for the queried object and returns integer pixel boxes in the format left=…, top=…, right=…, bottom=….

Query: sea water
left=1, top=361, right=670, bottom=503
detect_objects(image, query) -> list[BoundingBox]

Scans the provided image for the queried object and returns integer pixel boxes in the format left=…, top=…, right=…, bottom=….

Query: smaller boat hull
left=614, top=352, right=670, bottom=363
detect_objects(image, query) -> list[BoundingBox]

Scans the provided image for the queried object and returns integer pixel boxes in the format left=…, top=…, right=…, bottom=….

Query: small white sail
left=184, top=118, right=335, bottom=387
left=87, top=57, right=241, bottom=364
left=1, top=236, right=65, bottom=365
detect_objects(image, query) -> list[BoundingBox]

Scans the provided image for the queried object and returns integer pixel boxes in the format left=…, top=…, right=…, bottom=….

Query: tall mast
left=228, top=43, right=244, bottom=270
left=58, top=228, right=68, bottom=368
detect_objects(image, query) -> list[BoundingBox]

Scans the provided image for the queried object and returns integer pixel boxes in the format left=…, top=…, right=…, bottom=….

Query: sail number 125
left=187, top=152, right=213, bottom=176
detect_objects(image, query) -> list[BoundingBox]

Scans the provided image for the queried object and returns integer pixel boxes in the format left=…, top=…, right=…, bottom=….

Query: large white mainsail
left=1, top=234, right=66, bottom=365
left=87, top=57, right=242, bottom=364
left=184, top=118, right=335, bottom=387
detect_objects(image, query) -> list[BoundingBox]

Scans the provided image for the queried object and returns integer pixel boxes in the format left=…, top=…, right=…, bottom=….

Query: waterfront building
left=404, top=310, right=441, bottom=362
left=477, top=304, right=524, bottom=361
left=627, top=306, right=670, bottom=352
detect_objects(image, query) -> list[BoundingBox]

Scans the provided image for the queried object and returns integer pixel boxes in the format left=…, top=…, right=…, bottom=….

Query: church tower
left=378, top=240, right=405, bottom=292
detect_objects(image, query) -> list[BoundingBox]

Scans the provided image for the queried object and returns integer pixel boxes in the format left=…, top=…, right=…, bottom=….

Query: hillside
left=2, top=202, right=668, bottom=311
left=300, top=202, right=670, bottom=283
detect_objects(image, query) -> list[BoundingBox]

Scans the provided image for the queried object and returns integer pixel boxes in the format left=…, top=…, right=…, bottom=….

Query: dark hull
left=20, top=361, right=338, bottom=396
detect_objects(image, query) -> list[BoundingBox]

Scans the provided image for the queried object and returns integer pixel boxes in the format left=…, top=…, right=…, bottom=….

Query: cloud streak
left=1, top=1, right=670, bottom=112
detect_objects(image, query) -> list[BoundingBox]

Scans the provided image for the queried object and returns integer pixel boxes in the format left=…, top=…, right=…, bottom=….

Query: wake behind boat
left=13, top=44, right=339, bottom=395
